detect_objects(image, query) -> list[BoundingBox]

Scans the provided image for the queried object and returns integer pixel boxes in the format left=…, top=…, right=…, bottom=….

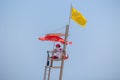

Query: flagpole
left=63, top=3, right=72, bottom=54
left=68, top=3, right=72, bottom=28
left=59, top=3, right=72, bottom=80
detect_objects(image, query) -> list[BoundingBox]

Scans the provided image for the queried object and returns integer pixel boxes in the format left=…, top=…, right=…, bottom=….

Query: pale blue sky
left=0, top=0, right=120, bottom=80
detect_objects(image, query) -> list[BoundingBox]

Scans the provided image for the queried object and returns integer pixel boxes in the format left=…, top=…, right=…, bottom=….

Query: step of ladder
left=51, top=66, right=61, bottom=69
left=46, top=66, right=61, bottom=69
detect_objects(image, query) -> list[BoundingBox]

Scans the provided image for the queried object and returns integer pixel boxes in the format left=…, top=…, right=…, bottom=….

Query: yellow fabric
left=71, top=7, right=87, bottom=27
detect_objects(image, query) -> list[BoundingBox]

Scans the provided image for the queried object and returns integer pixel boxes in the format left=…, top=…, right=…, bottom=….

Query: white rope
left=45, top=25, right=66, bottom=35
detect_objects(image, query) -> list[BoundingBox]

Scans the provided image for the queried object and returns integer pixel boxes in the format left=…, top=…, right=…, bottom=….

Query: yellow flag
left=71, top=7, right=87, bottom=27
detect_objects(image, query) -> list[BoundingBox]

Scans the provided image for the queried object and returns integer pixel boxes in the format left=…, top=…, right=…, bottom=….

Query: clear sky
left=0, top=0, right=120, bottom=80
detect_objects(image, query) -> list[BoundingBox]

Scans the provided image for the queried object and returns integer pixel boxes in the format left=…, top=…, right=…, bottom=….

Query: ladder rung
left=45, top=66, right=61, bottom=69
left=50, top=66, right=61, bottom=69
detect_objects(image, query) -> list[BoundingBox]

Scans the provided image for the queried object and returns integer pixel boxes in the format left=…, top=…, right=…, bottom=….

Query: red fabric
left=38, top=35, right=72, bottom=45
left=60, top=48, right=62, bottom=51
left=51, top=56, right=59, bottom=59
left=51, top=55, right=68, bottom=60
left=63, top=55, right=68, bottom=59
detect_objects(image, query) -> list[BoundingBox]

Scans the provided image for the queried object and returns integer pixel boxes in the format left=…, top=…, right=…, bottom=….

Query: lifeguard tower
left=39, top=25, right=70, bottom=80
